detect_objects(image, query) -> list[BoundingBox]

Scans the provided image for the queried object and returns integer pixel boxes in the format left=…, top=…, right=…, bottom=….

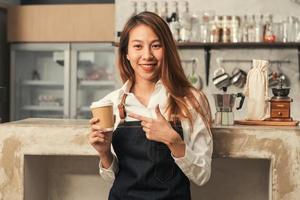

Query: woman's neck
left=132, top=80, right=156, bottom=95
left=131, top=80, right=156, bottom=107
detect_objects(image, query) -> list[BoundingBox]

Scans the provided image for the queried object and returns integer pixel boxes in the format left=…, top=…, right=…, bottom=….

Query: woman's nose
left=142, top=48, right=154, bottom=59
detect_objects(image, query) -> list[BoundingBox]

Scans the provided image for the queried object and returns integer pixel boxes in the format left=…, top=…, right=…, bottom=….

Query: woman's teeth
left=141, top=64, right=155, bottom=71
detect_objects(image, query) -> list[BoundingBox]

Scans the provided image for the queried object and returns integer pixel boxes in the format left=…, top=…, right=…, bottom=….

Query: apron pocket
left=154, top=145, right=175, bottom=183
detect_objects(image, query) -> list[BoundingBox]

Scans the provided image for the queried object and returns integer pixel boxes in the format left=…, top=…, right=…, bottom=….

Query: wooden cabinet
left=7, top=4, right=115, bottom=42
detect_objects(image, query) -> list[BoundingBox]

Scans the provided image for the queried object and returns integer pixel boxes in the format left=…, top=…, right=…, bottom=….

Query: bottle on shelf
left=247, top=15, right=256, bottom=42
left=241, top=15, right=249, bottom=42
left=148, top=1, right=158, bottom=14
left=199, top=11, right=213, bottom=43
left=159, top=1, right=168, bottom=22
left=231, top=16, right=240, bottom=43
left=179, top=1, right=191, bottom=42
left=210, top=16, right=221, bottom=43
left=169, top=18, right=180, bottom=41
left=254, top=15, right=264, bottom=42
left=222, top=16, right=231, bottom=43
left=168, top=1, right=180, bottom=41
left=138, top=1, right=147, bottom=13
left=264, top=14, right=276, bottom=42
left=130, top=1, right=138, bottom=16
left=168, top=1, right=179, bottom=23
left=190, top=12, right=201, bottom=42
left=283, top=16, right=299, bottom=42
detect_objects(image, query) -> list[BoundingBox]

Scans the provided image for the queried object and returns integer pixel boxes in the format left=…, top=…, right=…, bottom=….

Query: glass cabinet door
left=10, top=44, right=70, bottom=120
left=70, top=43, right=116, bottom=119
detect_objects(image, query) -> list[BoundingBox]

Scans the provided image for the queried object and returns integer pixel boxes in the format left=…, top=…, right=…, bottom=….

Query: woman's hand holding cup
left=89, top=100, right=114, bottom=168
left=89, top=118, right=113, bottom=155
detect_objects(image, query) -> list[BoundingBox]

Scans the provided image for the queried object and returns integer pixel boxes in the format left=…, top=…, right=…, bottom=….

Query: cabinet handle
left=278, top=112, right=282, bottom=116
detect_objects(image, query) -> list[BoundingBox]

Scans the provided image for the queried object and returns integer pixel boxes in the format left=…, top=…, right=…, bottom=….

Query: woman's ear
left=126, top=54, right=129, bottom=60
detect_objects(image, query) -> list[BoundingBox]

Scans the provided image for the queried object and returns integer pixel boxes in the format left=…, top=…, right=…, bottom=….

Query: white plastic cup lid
left=90, top=100, right=113, bottom=109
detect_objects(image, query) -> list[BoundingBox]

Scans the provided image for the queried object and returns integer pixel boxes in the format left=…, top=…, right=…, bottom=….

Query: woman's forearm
left=166, top=130, right=186, bottom=158
left=99, top=151, right=113, bottom=169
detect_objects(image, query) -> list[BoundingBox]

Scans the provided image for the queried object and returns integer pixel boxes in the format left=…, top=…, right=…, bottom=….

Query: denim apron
left=108, top=94, right=191, bottom=200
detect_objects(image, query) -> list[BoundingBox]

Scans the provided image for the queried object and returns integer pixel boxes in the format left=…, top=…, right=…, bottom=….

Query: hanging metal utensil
left=212, top=58, right=231, bottom=89
left=231, top=67, right=247, bottom=88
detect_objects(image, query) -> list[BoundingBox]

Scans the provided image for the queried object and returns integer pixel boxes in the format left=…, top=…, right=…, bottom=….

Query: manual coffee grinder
left=213, top=87, right=245, bottom=125
left=266, top=78, right=293, bottom=121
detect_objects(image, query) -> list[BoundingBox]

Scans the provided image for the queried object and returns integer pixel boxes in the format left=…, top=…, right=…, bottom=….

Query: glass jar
left=222, top=16, right=231, bottom=43
left=231, top=16, right=240, bottom=43
left=210, top=16, right=220, bottom=43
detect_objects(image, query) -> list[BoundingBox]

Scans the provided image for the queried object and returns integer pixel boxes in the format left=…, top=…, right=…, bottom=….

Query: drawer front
left=271, top=109, right=289, bottom=118
left=271, top=102, right=290, bottom=109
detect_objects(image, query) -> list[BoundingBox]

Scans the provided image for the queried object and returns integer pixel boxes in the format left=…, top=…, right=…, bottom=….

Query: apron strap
left=117, top=88, right=181, bottom=126
left=118, top=93, right=128, bottom=123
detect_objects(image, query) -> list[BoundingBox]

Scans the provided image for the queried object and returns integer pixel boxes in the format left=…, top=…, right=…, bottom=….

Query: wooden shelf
left=176, top=42, right=300, bottom=49
left=235, top=120, right=299, bottom=126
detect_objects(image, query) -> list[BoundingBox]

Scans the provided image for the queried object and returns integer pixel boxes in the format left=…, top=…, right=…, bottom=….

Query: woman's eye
left=133, top=45, right=142, bottom=49
left=152, top=44, right=162, bottom=49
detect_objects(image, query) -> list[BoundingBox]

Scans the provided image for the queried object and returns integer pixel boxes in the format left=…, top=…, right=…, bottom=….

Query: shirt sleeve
left=96, top=90, right=121, bottom=183
left=98, top=152, right=119, bottom=183
left=172, top=112, right=213, bottom=186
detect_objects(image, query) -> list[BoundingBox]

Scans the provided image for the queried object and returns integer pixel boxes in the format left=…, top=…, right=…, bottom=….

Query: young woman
left=89, top=11, right=212, bottom=200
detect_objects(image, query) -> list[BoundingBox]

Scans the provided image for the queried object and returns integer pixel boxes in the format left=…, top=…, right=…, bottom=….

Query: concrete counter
left=0, top=118, right=299, bottom=200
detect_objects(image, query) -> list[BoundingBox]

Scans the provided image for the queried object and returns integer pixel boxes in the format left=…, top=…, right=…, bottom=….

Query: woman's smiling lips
left=139, top=63, right=156, bottom=72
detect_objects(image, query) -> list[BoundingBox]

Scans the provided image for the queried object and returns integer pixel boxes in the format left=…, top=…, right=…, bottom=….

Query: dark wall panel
left=0, top=8, right=9, bottom=122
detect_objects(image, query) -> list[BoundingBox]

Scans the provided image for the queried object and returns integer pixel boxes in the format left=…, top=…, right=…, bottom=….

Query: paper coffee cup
left=90, top=100, right=114, bottom=132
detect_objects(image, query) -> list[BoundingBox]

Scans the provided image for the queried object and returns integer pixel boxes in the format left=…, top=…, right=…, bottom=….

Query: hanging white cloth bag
left=244, top=59, right=270, bottom=120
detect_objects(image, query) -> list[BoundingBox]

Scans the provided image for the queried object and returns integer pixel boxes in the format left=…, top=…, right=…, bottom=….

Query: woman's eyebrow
left=130, top=39, right=143, bottom=43
left=130, top=39, right=160, bottom=43
left=151, top=39, right=161, bottom=43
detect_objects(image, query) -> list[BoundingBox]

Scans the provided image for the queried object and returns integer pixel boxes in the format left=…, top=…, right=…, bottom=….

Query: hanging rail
left=219, top=59, right=291, bottom=64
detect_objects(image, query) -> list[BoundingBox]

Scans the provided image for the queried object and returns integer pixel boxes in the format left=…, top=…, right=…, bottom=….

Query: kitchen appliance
left=265, top=79, right=293, bottom=122
left=213, top=88, right=245, bottom=125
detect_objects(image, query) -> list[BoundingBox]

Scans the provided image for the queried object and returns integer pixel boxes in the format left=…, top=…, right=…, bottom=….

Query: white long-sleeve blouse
left=96, top=80, right=213, bottom=186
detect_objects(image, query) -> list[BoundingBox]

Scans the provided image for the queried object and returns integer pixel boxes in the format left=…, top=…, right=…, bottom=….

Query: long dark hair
left=118, top=11, right=212, bottom=134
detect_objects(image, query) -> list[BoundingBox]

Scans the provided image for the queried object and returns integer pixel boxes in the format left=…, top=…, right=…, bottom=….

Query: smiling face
left=126, top=24, right=163, bottom=84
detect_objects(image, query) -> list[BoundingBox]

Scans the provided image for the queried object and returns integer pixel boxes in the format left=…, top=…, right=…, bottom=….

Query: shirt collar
left=154, top=79, right=163, bottom=90
left=120, top=80, right=133, bottom=94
